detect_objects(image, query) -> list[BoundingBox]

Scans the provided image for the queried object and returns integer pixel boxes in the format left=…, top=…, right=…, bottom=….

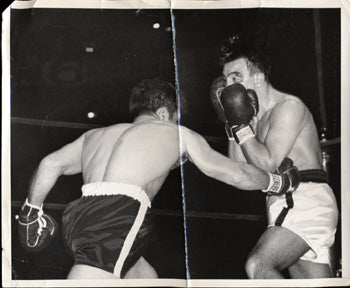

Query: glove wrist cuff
left=23, top=198, right=43, bottom=212
left=225, top=123, right=238, bottom=141
left=263, top=173, right=283, bottom=194
left=234, top=124, right=255, bottom=144
left=225, top=123, right=255, bottom=144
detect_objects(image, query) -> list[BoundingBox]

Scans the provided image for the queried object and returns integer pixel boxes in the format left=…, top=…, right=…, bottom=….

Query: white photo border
left=2, top=0, right=350, bottom=287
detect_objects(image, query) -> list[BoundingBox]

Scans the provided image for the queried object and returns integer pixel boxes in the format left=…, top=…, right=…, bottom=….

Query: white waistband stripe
left=81, top=182, right=151, bottom=208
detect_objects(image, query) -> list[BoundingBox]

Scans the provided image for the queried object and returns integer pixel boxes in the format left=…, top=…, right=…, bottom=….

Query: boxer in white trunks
left=212, top=36, right=338, bottom=278
left=16, top=79, right=299, bottom=279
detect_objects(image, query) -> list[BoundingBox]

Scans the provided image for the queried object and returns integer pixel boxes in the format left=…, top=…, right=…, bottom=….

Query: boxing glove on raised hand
left=221, top=83, right=259, bottom=126
left=210, top=76, right=227, bottom=123
left=221, top=83, right=259, bottom=144
left=263, top=158, right=300, bottom=196
left=16, top=199, right=58, bottom=252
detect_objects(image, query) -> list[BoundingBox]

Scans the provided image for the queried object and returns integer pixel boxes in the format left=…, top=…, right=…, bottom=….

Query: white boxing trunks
left=267, top=180, right=338, bottom=264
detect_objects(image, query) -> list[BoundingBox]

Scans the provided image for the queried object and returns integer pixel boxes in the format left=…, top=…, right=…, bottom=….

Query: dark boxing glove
left=220, top=83, right=259, bottom=144
left=263, top=158, right=300, bottom=196
left=221, top=83, right=259, bottom=125
left=16, top=198, right=58, bottom=252
left=209, top=76, right=227, bottom=123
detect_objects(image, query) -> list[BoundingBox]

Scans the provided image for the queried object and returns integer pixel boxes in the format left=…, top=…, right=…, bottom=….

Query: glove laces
left=36, top=209, right=47, bottom=236
left=16, top=199, right=48, bottom=236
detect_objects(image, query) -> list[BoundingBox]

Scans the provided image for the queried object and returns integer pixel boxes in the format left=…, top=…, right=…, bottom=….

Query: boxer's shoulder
left=281, top=94, right=304, bottom=105
left=270, top=93, right=307, bottom=118
left=258, top=93, right=309, bottom=132
left=87, top=123, right=132, bottom=137
left=83, top=124, right=133, bottom=149
left=141, top=120, right=179, bottom=135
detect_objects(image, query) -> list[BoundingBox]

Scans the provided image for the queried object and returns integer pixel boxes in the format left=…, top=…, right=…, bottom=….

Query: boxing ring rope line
left=11, top=116, right=340, bottom=147
left=11, top=116, right=102, bottom=130
left=10, top=201, right=266, bottom=222
left=10, top=117, right=227, bottom=144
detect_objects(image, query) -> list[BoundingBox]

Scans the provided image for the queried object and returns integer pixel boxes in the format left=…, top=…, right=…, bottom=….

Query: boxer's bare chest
left=253, top=106, right=322, bottom=169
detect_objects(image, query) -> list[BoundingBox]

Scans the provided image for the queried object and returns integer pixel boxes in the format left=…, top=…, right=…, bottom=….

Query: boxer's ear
left=254, top=73, right=265, bottom=87
left=156, top=107, right=170, bottom=121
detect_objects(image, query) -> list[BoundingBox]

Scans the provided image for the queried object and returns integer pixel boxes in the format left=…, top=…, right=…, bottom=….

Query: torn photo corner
left=2, top=0, right=350, bottom=287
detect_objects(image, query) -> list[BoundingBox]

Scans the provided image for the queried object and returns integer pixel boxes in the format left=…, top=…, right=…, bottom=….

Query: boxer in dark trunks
left=17, top=78, right=299, bottom=279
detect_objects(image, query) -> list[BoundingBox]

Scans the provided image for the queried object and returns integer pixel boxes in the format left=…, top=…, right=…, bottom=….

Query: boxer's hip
left=80, top=182, right=151, bottom=205
left=61, top=182, right=153, bottom=277
left=299, top=169, right=328, bottom=183
left=267, top=181, right=338, bottom=228
left=266, top=175, right=339, bottom=263
left=62, top=182, right=151, bottom=233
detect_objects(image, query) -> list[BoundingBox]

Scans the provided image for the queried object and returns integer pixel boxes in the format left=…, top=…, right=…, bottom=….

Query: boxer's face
left=223, top=58, right=257, bottom=90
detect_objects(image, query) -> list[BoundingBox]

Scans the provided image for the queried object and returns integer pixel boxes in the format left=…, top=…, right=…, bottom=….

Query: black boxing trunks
left=62, top=182, right=152, bottom=278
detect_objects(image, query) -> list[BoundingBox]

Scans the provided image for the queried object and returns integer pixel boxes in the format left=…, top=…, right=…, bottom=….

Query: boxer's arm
left=180, top=127, right=269, bottom=190
left=28, top=133, right=85, bottom=207
left=228, top=116, right=260, bottom=161
left=240, top=100, right=306, bottom=171
left=228, top=139, right=247, bottom=161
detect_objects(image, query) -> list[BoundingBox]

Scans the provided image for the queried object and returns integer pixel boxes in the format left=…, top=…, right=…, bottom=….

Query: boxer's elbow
left=39, top=154, right=65, bottom=175
left=249, top=155, right=278, bottom=172
left=261, top=158, right=279, bottom=172
left=244, top=144, right=279, bottom=171
left=265, top=156, right=285, bottom=172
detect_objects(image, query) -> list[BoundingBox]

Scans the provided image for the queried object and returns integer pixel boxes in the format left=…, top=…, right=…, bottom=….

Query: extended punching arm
left=180, top=126, right=300, bottom=194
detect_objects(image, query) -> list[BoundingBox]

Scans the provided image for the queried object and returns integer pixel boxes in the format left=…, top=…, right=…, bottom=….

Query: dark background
left=7, top=5, right=341, bottom=280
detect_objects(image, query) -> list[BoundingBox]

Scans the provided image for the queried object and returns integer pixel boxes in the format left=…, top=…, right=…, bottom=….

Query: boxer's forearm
left=228, top=139, right=247, bottom=161
left=241, top=137, right=277, bottom=171
left=221, top=160, right=270, bottom=190
left=28, top=156, right=63, bottom=207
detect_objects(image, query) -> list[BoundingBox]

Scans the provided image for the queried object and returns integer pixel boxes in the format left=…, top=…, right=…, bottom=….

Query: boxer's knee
left=245, top=253, right=261, bottom=279
left=245, top=252, right=276, bottom=279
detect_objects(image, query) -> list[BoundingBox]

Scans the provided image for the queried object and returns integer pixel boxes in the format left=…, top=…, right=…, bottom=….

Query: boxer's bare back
left=82, top=119, right=180, bottom=201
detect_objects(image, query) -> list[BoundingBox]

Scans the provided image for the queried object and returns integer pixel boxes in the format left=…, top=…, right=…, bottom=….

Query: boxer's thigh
left=67, top=264, right=116, bottom=279
left=248, top=226, right=310, bottom=270
left=288, top=259, right=331, bottom=278
left=124, top=256, right=158, bottom=279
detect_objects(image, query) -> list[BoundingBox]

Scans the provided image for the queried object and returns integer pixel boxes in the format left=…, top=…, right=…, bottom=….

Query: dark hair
left=129, top=78, right=177, bottom=118
left=218, top=35, right=271, bottom=80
